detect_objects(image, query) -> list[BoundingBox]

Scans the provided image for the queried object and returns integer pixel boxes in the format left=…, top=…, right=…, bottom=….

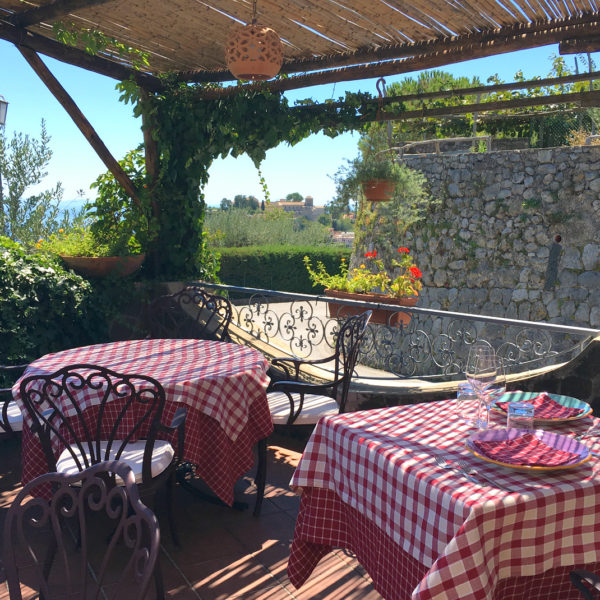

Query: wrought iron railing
left=190, top=281, right=598, bottom=382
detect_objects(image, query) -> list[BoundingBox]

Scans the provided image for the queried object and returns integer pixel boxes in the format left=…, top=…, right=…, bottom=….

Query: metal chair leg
left=253, top=437, right=267, bottom=517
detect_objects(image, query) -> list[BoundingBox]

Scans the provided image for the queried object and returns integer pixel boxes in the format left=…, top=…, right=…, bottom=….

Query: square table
left=288, top=400, right=600, bottom=599
left=13, top=338, right=273, bottom=506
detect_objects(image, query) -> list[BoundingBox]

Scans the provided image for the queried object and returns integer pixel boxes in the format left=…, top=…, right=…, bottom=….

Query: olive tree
left=0, top=120, right=83, bottom=246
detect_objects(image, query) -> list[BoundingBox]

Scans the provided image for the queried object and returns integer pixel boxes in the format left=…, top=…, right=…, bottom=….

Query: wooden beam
left=17, top=46, right=141, bottom=208
left=298, top=70, right=600, bottom=112
left=179, top=11, right=600, bottom=83
left=10, top=0, right=115, bottom=28
left=373, top=90, right=600, bottom=122
left=0, top=23, right=163, bottom=92
left=559, top=37, right=600, bottom=54
left=194, top=21, right=600, bottom=98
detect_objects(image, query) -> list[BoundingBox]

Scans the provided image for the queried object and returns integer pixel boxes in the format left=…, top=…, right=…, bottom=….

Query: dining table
left=287, top=398, right=600, bottom=600
left=12, top=338, right=273, bottom=507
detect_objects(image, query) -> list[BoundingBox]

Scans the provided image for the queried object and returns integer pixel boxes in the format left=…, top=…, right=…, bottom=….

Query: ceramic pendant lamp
left=225, top=0, right=283, bottom=81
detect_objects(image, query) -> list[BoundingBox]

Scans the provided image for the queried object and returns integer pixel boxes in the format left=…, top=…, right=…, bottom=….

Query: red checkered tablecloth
left=288, top=400, right=600, bottom=599
left=13, top=339, right=273, bottom=505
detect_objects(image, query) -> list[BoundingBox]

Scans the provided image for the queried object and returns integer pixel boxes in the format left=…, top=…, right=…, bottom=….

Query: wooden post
left=18, top=46, right=141, bottom=208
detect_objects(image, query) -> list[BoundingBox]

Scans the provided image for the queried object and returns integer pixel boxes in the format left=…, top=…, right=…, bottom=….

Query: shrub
left=0, top=237, right=107, bottom=363
left=217, top=245, right=351, bottom=294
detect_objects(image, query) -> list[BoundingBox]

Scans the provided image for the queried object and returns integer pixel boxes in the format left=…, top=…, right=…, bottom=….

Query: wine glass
left=465, top=341, right=497, bottom=429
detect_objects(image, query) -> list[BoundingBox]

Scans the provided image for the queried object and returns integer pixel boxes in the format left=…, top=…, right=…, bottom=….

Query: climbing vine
left=116, top=78, right=377, bottom=278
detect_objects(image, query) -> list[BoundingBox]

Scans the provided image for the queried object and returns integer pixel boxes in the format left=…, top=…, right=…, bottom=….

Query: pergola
left=1, top=1, right=599, bottom=275
left=1, top=1, right=600, bottom=92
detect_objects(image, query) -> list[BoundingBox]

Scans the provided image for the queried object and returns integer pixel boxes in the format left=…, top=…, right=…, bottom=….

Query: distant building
left=266, top=195, right=324, bottom=221
left=331, top=231, right=355, bottom=247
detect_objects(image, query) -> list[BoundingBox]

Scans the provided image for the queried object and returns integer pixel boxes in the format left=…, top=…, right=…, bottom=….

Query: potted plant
left=39, top=226, right=146, bottom=278
left=334, top=126, right=403, bottom=204
left=38, top=149, right=154, bottom=278
left=303, top=247, right=423, bottom=325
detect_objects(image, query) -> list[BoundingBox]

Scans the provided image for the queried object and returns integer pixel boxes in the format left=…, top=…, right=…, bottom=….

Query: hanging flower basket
left=361, top=179, right=396, bottom=202
left=325, top=289, right=417, bottom=326
left=60, top=254, right=146, bottom=278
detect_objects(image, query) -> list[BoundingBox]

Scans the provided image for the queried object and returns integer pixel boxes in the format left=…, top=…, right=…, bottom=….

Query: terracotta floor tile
left=0, top=434, right=382, bottom=600
left=182, top=553, right=279, bottom=600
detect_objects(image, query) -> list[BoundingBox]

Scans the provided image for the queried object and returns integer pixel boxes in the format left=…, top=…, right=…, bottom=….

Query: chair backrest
left=333, top=310, right=372, bottom=411
left=0, top=364, right=27, bottom=437
left=2, top=460, right=160, bottom=600
left=19, top=364, right=166, bottom=483
left=145, top=286, right=233, bottom=342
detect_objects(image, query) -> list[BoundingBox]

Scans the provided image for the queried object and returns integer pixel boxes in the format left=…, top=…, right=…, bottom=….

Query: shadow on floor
left=0, top=431, right=381, bottom=599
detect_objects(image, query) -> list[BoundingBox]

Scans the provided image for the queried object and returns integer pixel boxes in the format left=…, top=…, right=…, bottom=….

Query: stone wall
left=397, top=145, right=600, bottom=328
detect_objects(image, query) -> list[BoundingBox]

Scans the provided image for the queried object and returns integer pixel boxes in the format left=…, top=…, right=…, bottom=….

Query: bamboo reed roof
left=1, top=0, right=600, bottom=92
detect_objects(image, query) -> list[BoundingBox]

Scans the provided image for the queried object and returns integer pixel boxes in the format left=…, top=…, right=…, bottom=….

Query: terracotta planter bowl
left=325, top=289, right=417, bottom=326
left=60, top=254, right=146, bottom=278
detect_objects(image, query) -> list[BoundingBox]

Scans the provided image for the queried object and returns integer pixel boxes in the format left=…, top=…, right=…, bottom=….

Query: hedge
left=217, top=245, right=352, bottom=294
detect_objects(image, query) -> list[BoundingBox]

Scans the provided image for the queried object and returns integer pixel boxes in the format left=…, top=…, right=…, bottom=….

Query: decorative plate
left=465, top=428, right=590, bottom=471
left=490, top=391, right=592, bottom=422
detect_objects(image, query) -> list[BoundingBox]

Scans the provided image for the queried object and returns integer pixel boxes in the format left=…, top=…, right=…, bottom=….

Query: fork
left=434, top=455, right=481, bottom=486
left=455, top=460, right=515, bottom=492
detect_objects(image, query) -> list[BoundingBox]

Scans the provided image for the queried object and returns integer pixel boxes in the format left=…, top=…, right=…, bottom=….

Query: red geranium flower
left=409, top=266, right=422, bottom=278
left=397, top=247, right=409, bottom=253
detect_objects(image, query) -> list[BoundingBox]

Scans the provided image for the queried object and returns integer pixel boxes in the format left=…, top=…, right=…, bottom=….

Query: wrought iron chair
left=0, top=363, right=27, bottom=438
left=571, top=569, right=600, bottom=599
left=144, top=286, right=233, bottom=342
left=19, top=364, right=186, bottom=546
left=1, top=460, right=162, bottom=600
left=266, top=310, right=373, bottom=426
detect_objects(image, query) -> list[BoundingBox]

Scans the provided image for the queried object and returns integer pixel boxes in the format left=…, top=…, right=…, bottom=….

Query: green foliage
left=286, top=192, right=304, bottom=202
left=304, top=247, right=422, bottom=297
left=205, top=208, right=331, bottom=247
left=354, top=160, right=434, bottom=255
left=218, top=245, right=351, bottom=294
left=333, top=126, right=405, bottom=213
left=114, top=80, right=372, bottom=279
left=53, top=21, right=149, bottom=70
left=88, top=147, right=153, bottom=255
left=0, top=120, right=86, bottom=247
left=0, top=237, right=106, bottom=362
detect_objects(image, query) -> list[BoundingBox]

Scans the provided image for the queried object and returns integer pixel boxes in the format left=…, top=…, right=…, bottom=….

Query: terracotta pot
left=60, top=254, right=146, bottom=278
left=325, top=289, right=417, bottom=326
left=361, top=179, right=395, bottom=202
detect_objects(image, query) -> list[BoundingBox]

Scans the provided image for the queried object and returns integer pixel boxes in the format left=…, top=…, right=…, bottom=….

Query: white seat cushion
left=267, top=391, right=340, bottom=425
left=5, top=400, right=23, bottom=432
left=56, top=439, right=175, bottom=483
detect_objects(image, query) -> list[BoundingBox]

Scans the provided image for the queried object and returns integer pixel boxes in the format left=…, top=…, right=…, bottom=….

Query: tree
left=285, top=192, right=303, bottom=202
left=220, top=197, right=232, bottom=210
left=0, top=120, right=83, bottom=246
left=233, top=194, right=259, bottom=211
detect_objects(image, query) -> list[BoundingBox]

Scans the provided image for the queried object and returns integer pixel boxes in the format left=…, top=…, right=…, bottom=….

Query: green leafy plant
left=0, top=236, right=103, bottom=362
left=38, top=225, right=142, bottom=257
left=304, top=247, right=422, bottom=298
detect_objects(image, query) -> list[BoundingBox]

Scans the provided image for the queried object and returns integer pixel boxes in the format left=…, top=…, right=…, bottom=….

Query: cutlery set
left=434, top=455, right=515, bottom=492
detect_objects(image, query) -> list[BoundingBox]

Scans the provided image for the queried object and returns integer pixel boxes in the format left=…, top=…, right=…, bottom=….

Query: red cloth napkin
left=496, top=392, right=584, bottom=420
left=472, top=433, right=580, bottom=466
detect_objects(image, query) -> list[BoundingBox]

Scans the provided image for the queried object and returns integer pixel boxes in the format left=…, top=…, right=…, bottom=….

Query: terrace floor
left=0, top=431, right=382, bottom=599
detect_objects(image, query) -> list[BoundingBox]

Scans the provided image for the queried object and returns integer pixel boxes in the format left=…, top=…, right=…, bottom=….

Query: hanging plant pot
left=361, top=179, right=395, bottom=202
left=60, top=254, right=146, bottom=278
left=325, top=289, right=417, bottom=326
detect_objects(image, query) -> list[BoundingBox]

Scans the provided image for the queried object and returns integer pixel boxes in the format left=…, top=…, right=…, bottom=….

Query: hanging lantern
left=225, top=0, right=283, bottom=81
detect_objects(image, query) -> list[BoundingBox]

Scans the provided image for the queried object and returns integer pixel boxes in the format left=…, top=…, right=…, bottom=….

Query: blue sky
left=1, top=40, right=598, bottom=208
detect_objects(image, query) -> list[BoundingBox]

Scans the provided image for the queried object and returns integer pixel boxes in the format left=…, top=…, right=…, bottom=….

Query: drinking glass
left=465, top=341, right=497, bottom=429
left=456, top=382, right=481, bottom=427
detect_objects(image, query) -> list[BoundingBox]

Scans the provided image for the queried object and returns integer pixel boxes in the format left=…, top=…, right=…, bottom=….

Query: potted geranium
left=303, top=247, right=423, bottom=326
